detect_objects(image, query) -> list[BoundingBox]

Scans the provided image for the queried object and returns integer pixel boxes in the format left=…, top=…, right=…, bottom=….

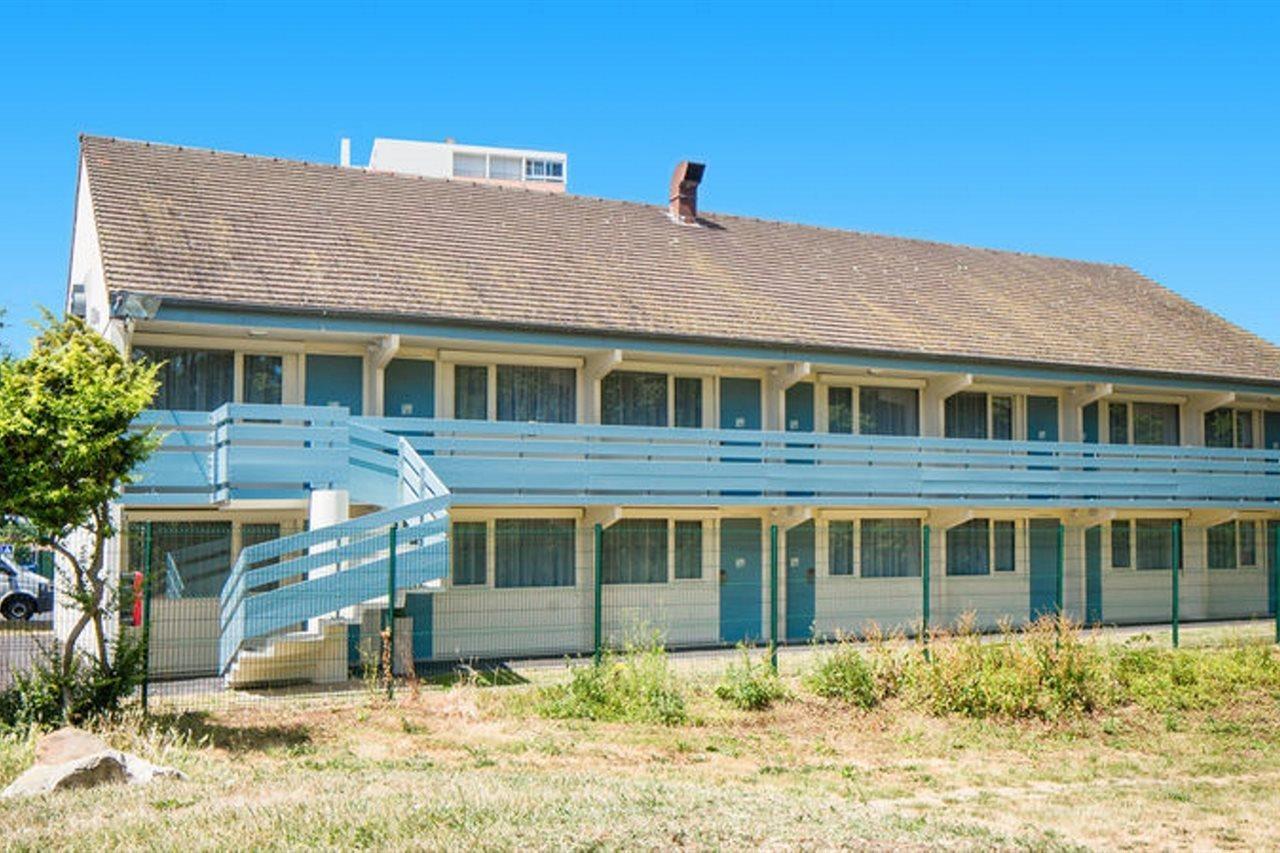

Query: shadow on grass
left=418, top=662, right=529, bottom=688
left=150, top=711, right=311, bottom=752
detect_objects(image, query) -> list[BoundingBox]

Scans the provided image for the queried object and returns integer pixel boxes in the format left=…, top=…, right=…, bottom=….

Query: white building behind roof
left=366, top=137, right=567, bottom=192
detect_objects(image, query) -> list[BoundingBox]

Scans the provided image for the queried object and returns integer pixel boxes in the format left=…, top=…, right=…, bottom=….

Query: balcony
left=126, top=406, right=1280, bottom=509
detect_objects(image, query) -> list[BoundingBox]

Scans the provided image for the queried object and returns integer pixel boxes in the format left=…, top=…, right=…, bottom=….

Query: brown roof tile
left=79, top=136, right=1280, bottom=385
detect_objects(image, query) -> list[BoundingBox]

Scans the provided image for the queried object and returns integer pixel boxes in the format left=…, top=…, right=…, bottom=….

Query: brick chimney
left=669, top=161, right=705, bottom=224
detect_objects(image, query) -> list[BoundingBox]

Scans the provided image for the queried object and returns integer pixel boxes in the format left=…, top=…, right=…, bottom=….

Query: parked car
left=0, top=551, right=53, bottom=620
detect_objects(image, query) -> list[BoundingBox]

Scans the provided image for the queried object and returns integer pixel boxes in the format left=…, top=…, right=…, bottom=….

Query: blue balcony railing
left=128, top=408, right=1280, bottom=509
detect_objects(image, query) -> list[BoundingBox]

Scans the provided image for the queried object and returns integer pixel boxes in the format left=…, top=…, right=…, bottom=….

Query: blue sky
left=0, top=1, right=1276, bottom=354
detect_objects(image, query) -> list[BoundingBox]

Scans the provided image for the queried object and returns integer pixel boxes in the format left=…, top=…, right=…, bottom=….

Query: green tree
left=0, top=312, right=159, bottom=707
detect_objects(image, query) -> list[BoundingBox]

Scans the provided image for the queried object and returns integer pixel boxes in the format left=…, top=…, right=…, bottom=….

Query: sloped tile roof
left=79, top=135, right=1280, bottom=384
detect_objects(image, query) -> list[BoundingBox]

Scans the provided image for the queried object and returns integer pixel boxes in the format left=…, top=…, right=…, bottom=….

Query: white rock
left=2, top=749, right=185, bottom=799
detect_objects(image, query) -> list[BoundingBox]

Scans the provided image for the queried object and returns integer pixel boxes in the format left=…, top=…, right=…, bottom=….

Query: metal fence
left=2, top=518, right=1278, bottom=709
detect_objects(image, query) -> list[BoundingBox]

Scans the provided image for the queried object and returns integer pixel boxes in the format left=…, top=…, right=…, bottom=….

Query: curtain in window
left=1111, top=520, right=1131, bottom=568
left=829, top=521, right=854, bottom=575
left=674, top=521, right=702, bottom=579
left=452, top=522, right=487, bottom=585
left=243, top=355, right=283, bottom=405
left=601, top=371, right=667, bottom=426
left=990, top=396, right=1013, bottom=440
left=1207, top=522, right=1236, bottom=570
left=1240, top=521, right=1257, bottom=566
left=947, top=519, right=990, bottom=575
left=1204, top=408, right=1234, bottom=448
left=1132, top=403, right=1179, bottom=446
left=128, top=522, right=233, bottom=598
left=1236, top=411, right=1255, bottom=449
left=454, top=365, right=488, bottom=420
left=994, top=520, right=1016, bottom=571
left=496, top=365, right=576, bottom=423
left=859, top=519, right=921, bottom=578
left=602, top=519, right=668, bottom=584
left=674, top=377, right=702, bottom=428
left=827, top=387, right=853, bottom=434
left=945, top=392, right=988, bottom=439
left=1135, top=519, right=1176, bottom=570
left=494, top=519, right=575, bottom=587
left=860, top=387, right=919, bottom=436
left=134, top=347, right=234, bottom=411
left=1108, top=403, right=1130, bottom=445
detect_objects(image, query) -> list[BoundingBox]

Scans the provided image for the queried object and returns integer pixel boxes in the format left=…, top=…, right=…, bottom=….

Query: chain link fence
left=2, top=517, right=1277, bottom=709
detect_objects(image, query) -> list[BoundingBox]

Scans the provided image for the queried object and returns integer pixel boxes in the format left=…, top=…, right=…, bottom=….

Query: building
left=64, top=135, right=1280, bottom=685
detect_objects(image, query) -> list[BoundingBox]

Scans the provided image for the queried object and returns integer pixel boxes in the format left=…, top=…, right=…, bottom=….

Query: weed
left=536, top=636, right=687, bottom=725
left=714, top=647, right=788, bottom=711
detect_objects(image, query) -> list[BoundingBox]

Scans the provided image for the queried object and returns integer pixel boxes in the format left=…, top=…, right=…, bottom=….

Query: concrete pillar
left=307, top=489, right=350, bottom=630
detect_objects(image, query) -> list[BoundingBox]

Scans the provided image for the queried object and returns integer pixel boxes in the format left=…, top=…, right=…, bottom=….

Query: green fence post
left=1171, top=520, right=1181, bottom=649
left=593, top=523, right=603, bottom=663
left=140, top=521, right=154, bottom=714
left=921, top=524, right=931, bottom=661
left=769, top=524, right=779, bottom=674
left=386, top=524, right=397, bottom=699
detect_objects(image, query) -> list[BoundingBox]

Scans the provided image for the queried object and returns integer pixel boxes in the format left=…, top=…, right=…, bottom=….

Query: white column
left=307, top=488, right=350, bottom=631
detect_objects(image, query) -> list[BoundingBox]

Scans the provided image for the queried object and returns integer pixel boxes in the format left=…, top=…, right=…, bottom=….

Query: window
left=241, top=523, right=282, bottom=551
left=494, top=519, right=575, bottom=588
left=859, top=519, right=921, bottom=578
left=134, top=347, right=234, bottom=411
left=454, top=365, right=488, bottom=420
left=829, top=521, right=855, bottom=575
left=602, top=371, right=667, bottom=427
left=488, top=155, right=521, bottom=181
left=828, top=387, right=853, bottom=434
left=1209, top=521, right=1259, bottom=570
left=128, top=521, right=232, bottom=598
left=1205, top=408, right=1257, bottom=449
left=496, top=365, right=576, bottom=423
left=1111, top=520, right=1132, bottom=568
left=674, top=521, right=703, bottom=579
left=947, top=519, right=990, bottom=576
left=243, top=355, right=283, bottom=405
left=452, top=521, right=487, bottom=586
left=994, top=520, right=1016, bottom=572
left=1135, top=519, right=1176, bottom=570
left=674, top=377, right=703, bottom=428
left=603, top=520, right=668, bottom=584
left=453, top=152, right=485, bottom=178
left=945, top=392, right=988, bottom=439
left=859, top=387, right=919, bottom=436
left=991, top=396, right=1013, bottom=440
left=1109, top=401, right=1180, bottom=446
left=525, top=159, right=564, bottom=182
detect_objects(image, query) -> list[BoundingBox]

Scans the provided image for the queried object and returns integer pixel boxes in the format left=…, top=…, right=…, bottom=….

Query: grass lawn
left=4, top=626, right=1280, bottom=850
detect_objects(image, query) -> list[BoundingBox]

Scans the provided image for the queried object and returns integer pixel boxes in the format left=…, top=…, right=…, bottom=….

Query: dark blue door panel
left=306, top=355, right=363, bottom=415
left=1085, top=525, right=1103, bottom=624
left=785, top=520, right=816, bottom=641
left=384, top=358, right=435, bottom=418
left=720, top=518, right=762, bottom=643
left=1029, top=519, right=1060, bottom=619
left=719, top=377, right=761, bottom=494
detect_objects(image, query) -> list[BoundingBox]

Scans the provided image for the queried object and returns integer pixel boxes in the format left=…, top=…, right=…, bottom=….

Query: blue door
left=404, top=591, right=433, bottom=663
left=1085, top=525, right=1103, bottom=624
left=785, top=520, right=816, bottom=641
left=1082, top=402, right=1100, bottom=444
left=384, top=358, right=435, bottom=418
left=306, top=355, right=363, bottom=414
left=1269, top=521, right=1278, bottom=617
left=1028, top=519, right=1060, bottom=620
left=1026, top=397, right=1059, bottom=441
left=719, top=377, right=761, bottom=494
left=785, top=381, right=814, bottom=495
left=1267, top=412, right=1280, bottom=450
left=720, top=518, right=762, bottom=644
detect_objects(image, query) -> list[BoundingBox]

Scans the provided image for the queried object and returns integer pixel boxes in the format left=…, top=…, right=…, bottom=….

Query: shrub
left=536, top=638, right=687, bottom=725
left=805, top=641, right=882, bottom=708
left=0, top=634, right=147, bottom=730
left=715, top=647, right=788, bottom=711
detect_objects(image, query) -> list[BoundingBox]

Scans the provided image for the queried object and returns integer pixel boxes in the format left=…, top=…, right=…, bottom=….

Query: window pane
left=453, top=152, right=485, bottom=178
left=496, top=365, right=576, bottom=423
left=991, top=396, right=1013, bottom=440
left=1135, top=519, right=1175, bottom=570
left=1204, top=408, right=1234, bottom=448
left=674, top=520, right=702, bottom=579
left=1236, top=411, right=1255, bottom=449
left=994, top=520, right=1016, bottom=572
left=134, top=347, right=234, bottom=411
left=828, top=521, right=854, bottom=575
left=1111, top=520, right=1131, bottom=568
left=1207, top=522, right=1236, bottom=570
left=241, top=523, right=281, bottom=550
left=243, top=354, right=283, bottom=405
left=130, top=521, right=233, bottom=598
left=602, top=370, right=667, bottom=427
left=945, top=392, right=988, bottom=439
left=452, top=521, right=487, bottom=586
left=1108, top=403, right=1130, bottom=445
left=454, top=365, right=488, bottom=420
left=827, top=387, right=853, bottom=434
left=488, top=155, right=521, bottom=180
left=860, top=387, right=919, bottom=436
left=947, top=519, right=990, bottom=576
left=1133, top=402, right=1179, bottom=446
left=859, top=519, right=921, bottom=578
left=674, top=377, right=703, bottom=428
left=1239, top=521, right=1257, bottom=566
left=603, top=520, right=668, bottom=584
left=494, top=519, right=575, bottom=588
